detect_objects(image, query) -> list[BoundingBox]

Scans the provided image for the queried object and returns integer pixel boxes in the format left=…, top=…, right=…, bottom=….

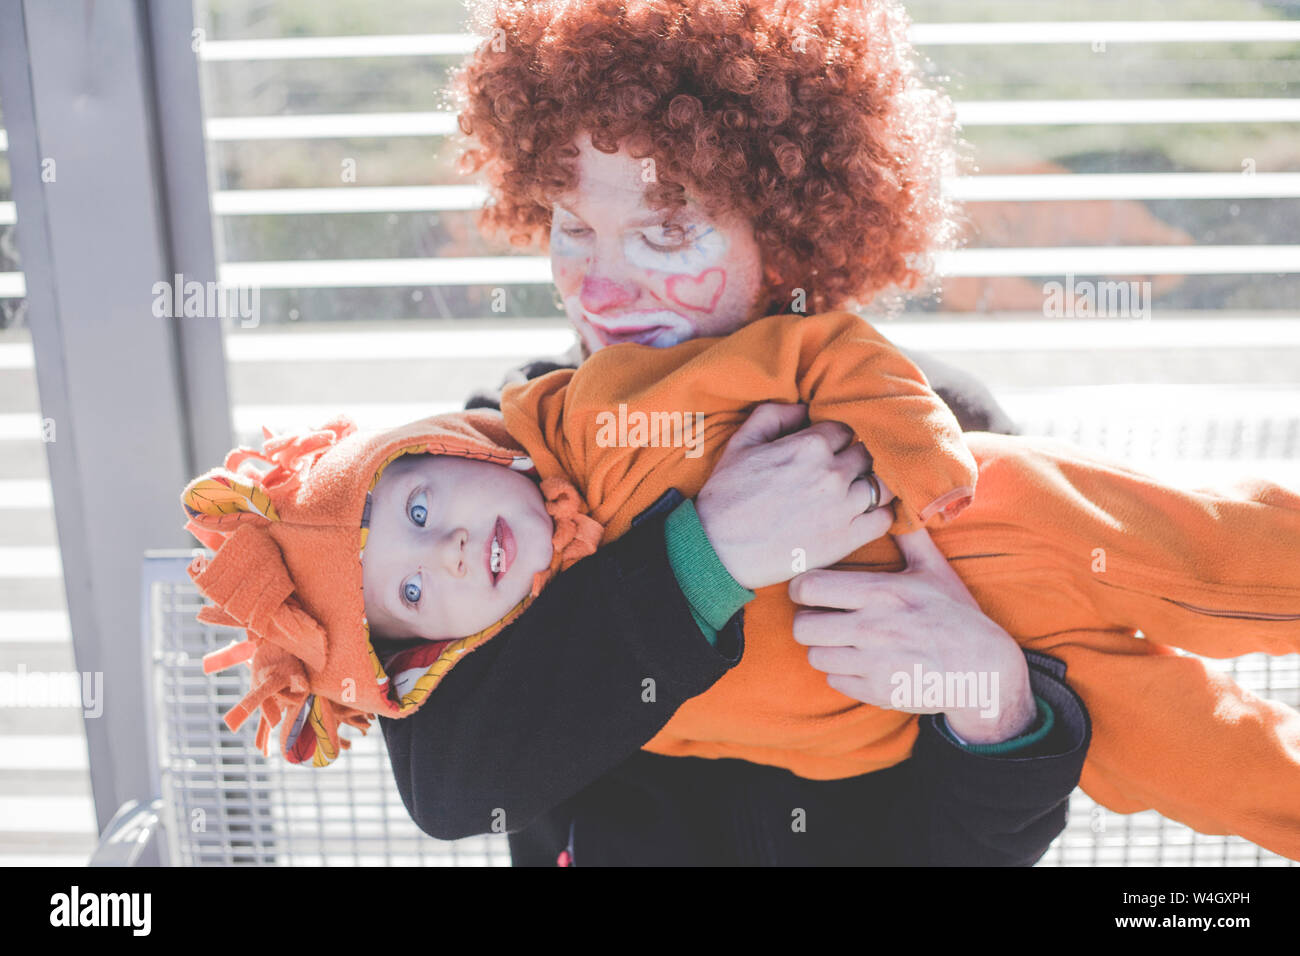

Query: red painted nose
left=579, top=275, right=636, bottom=315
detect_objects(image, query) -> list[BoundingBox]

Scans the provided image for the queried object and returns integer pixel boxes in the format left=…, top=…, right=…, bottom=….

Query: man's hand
left=790, top=526, right=1037, bottom=745
left=695, top=402, right=895, bottom=590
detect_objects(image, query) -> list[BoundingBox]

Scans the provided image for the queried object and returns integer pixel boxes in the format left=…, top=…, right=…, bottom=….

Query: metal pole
left=0, top=0, right=232, bottom=835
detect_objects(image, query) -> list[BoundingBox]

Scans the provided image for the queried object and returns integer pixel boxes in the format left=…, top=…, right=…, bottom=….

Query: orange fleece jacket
left=500, top=310, right=1300, bottom=859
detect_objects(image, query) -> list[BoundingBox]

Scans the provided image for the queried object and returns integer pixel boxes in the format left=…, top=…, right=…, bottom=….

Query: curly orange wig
left=452, top=0, right=968, bottom=316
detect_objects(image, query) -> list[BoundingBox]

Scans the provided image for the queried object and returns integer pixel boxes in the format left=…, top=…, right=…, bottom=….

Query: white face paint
left=621, top=223, right=729, bottom=272
left=562, top=291, right=697, bottom=350
left=546, top=135, right=767, bottom=353
left=553, top=213, right=737, bottom=349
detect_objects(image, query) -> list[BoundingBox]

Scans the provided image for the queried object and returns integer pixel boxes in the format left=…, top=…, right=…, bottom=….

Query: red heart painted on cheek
left=665, top=268, right=726, bottom=313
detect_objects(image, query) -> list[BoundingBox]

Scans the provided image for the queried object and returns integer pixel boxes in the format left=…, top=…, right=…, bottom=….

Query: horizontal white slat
left=0, top=480, right=53, bottom=509
left=208, top=173, right=1300, bottom=216
left=0, top=547, right=61, bottom=578
left=205, top=111, right=457, bottom=140
left=911, top=20, right=1300, bottom=45
left=0, top=201, right=15, bottom=226
left=0, top=796, right=96, bottom=833
left=881, top=318, right=1300, bottom=351
left=0, top=342, right=31, bottom=368
left=225, top=325, right=575, bottom=361
left=959, top=98, right=1300, bottom=126
left=948, top=172, right=1300, bottom=202
left=0, top=735, right=87, bottom=770
left=0, top=414, right=40, bottom=440
left=0, top=611, right=71, bottom=643
left=212, top=184, right=488, bottom=215
left=0, top=129, right=7, bottom=152
left=202, top=99, right=1300, bottom=142
left=208, top=98, right=1300, bottom=141
left=234, top=402, right=460, bottom=433
left=199, top=33, right=477, bottom=60
left=0, top=272, right=26, bottom=299
left=193, top=23, right=1300, bottom=62
left=999, top=383, right=1300, bottom=420
left=939, top=245, right=1300, bottom=277
left=219, top=256, right=551, bottom=287
left=215, top=245, right=1300, bottom=289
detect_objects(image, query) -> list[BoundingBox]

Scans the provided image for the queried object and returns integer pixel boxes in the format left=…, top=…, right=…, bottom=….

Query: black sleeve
left=883, top=649, right=1091, bottom=865
left=384, top=345, right=747, bottom=842
left=377, top=508, right=744, bottom=841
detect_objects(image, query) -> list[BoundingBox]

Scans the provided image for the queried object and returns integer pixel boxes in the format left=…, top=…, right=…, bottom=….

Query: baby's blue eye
left=402, top=576, right=422, bottom=606
left=409, top=491, right=428, bottom=527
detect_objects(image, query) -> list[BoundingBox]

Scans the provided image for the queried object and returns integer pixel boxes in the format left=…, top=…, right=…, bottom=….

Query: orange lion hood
left=180, top=409, right=601, bottom=767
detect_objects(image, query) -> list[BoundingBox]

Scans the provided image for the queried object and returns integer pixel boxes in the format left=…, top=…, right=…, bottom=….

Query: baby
left=183, top=309, right=1300, bottom=859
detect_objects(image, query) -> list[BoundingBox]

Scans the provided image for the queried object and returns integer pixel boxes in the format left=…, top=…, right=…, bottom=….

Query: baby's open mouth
left=486, top=516, right=515, bottom=585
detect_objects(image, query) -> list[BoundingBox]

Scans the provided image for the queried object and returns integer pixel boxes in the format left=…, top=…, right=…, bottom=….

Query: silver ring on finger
left=862, top=472, right=882, bottom=513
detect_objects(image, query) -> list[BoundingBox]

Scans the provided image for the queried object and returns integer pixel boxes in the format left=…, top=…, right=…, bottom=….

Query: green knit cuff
left=664, top=498, right=756, bottom=646
left=942, top=694, right=1055, bottom=755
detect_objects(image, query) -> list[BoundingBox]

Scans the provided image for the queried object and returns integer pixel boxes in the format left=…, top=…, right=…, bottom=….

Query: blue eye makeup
left=641, top=225, right=691, bottom=253
left=555, top=211, right=697, bottom=246
left=625, top=224, right=721, bottom=271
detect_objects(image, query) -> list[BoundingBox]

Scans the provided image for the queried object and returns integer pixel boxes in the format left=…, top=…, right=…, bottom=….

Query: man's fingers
left=805, top=644, right=877, bottom=676
left=725, top=402, right=809, bottom=455
left=793, top=607, right=879, bottom=646
left=765, top=419, right=854, bottom=460
left=831, top=441, right=871, bottom=480
left=788, top=569, right=877, bottom=611
left=845, top=506, right=895, bottom=549
left=824, top=673, right=881, bottom=705
left=893, top=526, right=944, bottom=575
left=790, top=564, right=929, bottom=610
left=795, top=419, right=855, bottom=454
